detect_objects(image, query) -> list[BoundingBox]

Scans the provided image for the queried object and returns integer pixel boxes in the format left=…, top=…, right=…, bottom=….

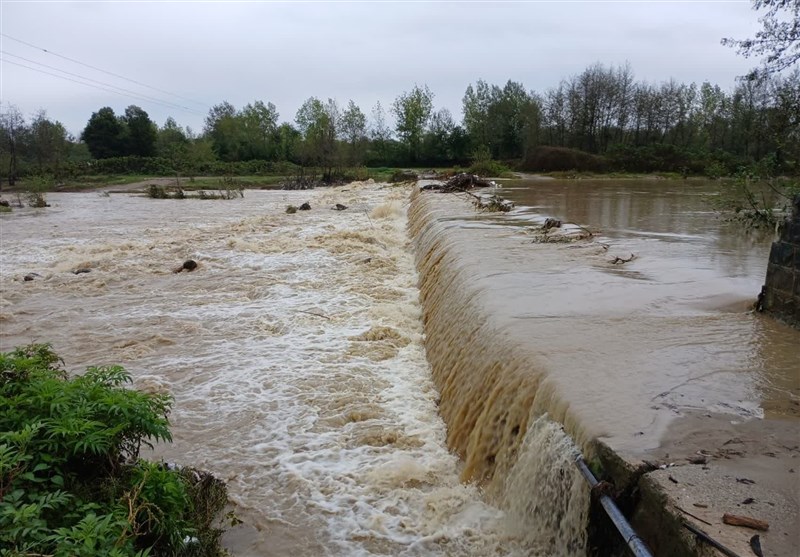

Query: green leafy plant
left=468, top=146, right=511, bottom=177
left=0, top=344, right=228, bottom=557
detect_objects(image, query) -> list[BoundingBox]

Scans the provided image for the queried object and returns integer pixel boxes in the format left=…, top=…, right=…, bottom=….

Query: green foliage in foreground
left=0, top=344, right=228, bottom=557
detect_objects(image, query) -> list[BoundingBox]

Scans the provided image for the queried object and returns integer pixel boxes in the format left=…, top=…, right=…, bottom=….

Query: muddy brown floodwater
left=2, top=178, right=797, bottom=556
left=0, top=182, right=588, bottom=557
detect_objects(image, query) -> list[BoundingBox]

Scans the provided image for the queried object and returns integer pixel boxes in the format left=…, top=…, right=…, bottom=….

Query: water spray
left=574, top=457, right=654, bottom=557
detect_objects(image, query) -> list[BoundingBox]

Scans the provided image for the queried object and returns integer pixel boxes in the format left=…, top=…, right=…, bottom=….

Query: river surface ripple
left=1, top=183, right=557, bottom=556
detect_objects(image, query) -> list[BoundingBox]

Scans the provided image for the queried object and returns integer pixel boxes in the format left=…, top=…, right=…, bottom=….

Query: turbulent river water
left=1, top=179, right=797, bottom=556
left=0, top=182, right=587, bottom=557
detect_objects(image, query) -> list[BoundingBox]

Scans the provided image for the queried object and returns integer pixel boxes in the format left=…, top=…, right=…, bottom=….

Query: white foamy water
left=0, top=182, right=588, bottom=556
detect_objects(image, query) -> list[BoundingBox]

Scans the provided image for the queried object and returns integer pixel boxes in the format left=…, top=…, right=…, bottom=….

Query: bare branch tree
left=722, top=0, right=800, bottom=78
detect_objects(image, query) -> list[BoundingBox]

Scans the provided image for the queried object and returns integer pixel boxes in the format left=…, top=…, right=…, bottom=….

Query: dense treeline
left=1, top=63, right=798, bottom=187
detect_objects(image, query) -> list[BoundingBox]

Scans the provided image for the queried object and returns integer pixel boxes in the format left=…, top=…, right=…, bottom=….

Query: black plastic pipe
left=575, top=457, right=654, bottom=557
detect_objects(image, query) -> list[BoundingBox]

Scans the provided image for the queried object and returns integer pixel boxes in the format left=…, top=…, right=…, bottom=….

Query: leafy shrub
left=704, top=161, right=728, bottom=179
left=468, top=146, right=511, bottom=177
left=146, top=184, right=169, bottom=199
left=0, top=344, right=228, bottom=557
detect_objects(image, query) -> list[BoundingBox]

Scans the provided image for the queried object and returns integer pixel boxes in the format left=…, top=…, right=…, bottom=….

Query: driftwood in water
left=473, top=195, right=514, bottom=212
left=422, top=173, right=495, bottom=193
left=281, top=176, right=321, bottom=190
left=610, top=254, right=636, bottom=265
left=543, top=218, right=562, bottom=231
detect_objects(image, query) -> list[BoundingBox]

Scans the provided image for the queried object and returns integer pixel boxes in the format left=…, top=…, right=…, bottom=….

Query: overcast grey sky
left=1, top=0, right=760, bottom=137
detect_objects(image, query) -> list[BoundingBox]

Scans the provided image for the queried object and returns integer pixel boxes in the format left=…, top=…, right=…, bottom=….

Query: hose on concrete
left=574, top=457, right=654, bottom=557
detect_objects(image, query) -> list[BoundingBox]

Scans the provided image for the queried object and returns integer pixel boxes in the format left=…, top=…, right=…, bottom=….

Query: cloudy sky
left=1, top=1, right=760, bottom=137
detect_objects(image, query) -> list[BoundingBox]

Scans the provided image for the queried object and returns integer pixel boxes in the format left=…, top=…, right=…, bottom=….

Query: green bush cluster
left=0, top=344, right=228, bottom=557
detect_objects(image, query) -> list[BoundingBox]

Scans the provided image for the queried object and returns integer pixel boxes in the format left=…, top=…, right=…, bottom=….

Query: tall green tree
left=0, top=104, right=27, bottom=188
left=462, top=80, right=493, bottom=153
left=81, top=107, right=126, bottom=159
left=276, top=123, right=301, bottom=163
left=422, top=108, right=455, bottom=164
left=369, top=101, right=393, bottom=164
left=29, top=110, right=70, bottom=176
left=295, top=97, right=339, bottom=178
left=339, top=100, right=367, bottom=165
left=156, top=117, right=189, bottom=156
left=204, top=101, right=241, bottom=161
left=240, top=100, right=279, bottom=160
left=121, top=105, right=157, bottom=157
left=393, top=84, right=434, bottom=163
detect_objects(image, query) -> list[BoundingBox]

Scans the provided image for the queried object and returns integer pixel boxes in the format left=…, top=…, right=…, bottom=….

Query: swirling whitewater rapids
left=0, top=181, right=589, bottom=556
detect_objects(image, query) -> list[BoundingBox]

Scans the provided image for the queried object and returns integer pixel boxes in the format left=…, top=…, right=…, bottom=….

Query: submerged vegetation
left=0, top=344, right=229, bottom=557
left=146, top=178, right=245, bottom=200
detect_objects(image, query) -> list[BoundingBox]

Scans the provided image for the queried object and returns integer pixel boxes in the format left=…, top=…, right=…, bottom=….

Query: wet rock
left=173, top=260, right=198, bottom=274
left=73, top=268, right=91, bottom=275
left=23, top=273, right=40, bottom=282
left=334, top=203, right=348, bottom=211
left=299, top=202, right=311, bottom=211
left=286, top=205, right=298, bottom=214
left=610, top=253, right=636, bottom=265
left=543, top=217, right=562, bottom=231
left=0, top=199, right=9, bottom=207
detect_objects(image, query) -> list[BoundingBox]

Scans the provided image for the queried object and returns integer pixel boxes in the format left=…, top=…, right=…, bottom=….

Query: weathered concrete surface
left=761, top=195, right=800, bottom=327
left=610, top=414, right=799, bottom=557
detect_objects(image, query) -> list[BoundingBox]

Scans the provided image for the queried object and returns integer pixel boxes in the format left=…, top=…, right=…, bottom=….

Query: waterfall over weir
left=409, top=187, right=591, bottom=552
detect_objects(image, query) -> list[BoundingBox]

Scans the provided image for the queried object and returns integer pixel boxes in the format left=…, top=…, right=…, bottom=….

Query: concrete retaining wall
left=761, top=195, right=800, bottom=327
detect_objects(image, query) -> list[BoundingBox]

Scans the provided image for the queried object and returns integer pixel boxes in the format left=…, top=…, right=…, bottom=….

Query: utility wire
left=0, top=33, right=208, bottom=109
left=1, top=58, right=205, bottom=115
left=1, top=50, right=204, bottom=115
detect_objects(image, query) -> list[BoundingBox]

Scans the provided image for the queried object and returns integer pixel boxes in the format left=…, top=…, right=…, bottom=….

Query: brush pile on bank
left=421, top=173, right=496, bottom=192
left=280, top=176, right=322, bottom=190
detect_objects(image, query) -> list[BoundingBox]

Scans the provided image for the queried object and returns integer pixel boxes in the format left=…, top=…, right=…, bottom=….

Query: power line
left=1, top=50, right=204, bottom=115
left=1, top=58, right=205, bottom=116
left=0, top=32, right=208, bottom=109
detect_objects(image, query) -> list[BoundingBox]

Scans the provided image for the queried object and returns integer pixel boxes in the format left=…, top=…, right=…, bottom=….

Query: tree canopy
left=5, top=60, right=800, bottom=183
left=722, top=0, right=800, bottom=78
